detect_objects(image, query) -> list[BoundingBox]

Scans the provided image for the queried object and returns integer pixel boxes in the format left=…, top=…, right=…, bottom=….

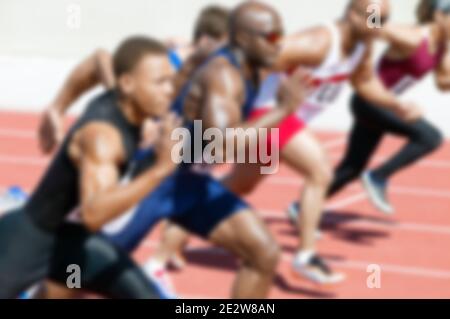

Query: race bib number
left=391, top=75, right=417, bottom=95
left=311, top=82, right=343, bottom=104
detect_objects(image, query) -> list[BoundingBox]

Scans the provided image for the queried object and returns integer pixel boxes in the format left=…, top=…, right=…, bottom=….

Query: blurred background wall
left=1, top=0, right=449, bottom=135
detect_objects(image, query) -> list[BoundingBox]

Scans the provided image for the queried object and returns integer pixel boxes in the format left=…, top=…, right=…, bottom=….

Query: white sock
left=294, top=250, right=315, bottom=266
left=143, top=258, right=165, bottom=276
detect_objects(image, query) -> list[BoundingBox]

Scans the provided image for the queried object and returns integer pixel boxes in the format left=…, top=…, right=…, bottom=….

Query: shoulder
left=199, top=56, right=244, bottom=94
left=383, top=23, right=424, bottom=57
left=278, top=25, right=332, bottom=69
left=70, top=122, right=125, bottom=165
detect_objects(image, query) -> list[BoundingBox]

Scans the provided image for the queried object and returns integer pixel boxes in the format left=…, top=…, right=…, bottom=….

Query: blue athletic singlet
left=103, top=46, right=257, bottom=251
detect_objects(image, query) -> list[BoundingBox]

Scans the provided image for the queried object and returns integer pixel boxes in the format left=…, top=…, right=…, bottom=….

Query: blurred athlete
left=37, top=1, right=310, bottom=299
left=289, top=0, right=449, bottom=226
left=326, top=0, right=447, bottom=213
left=223, top=0, right=422, bottom=284
left=0, top=36, right=179, bottom=298
left=36, top=4, right=230, bottom=297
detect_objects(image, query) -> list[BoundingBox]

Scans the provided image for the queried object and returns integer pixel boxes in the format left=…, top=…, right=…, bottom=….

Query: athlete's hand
left=140, top=118, right=161, bottom=149
left=154, top=113, right=183, bottom=174
left=395, top=101, right=423, bottom=122
left=38, top=107, right=64, bottom=154
left=277, top=68, right=313, bottom=114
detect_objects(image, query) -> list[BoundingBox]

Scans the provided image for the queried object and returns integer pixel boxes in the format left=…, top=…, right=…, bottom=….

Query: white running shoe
left=292, top=253, right=345, bottom=285
left=143, top=260, right=178, bottom=299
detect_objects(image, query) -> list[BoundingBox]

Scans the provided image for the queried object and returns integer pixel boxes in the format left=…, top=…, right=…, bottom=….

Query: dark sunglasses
left=247, top=29, right=283, bottom=44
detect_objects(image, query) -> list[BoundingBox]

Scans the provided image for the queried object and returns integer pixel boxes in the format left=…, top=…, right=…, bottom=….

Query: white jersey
left=253, top=22, right=367, bottom=122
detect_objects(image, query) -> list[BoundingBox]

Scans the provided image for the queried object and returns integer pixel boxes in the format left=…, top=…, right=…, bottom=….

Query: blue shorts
left=103, top=168, right=249, bottom=251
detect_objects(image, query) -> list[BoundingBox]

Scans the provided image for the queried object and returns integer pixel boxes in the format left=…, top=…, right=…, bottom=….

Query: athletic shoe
left=17, top=284, right=42, bottom=299
left=293, top=253, right=345, bottom=285
left=0, top=186, right=28, bottom=215
left=143, top=260, right=178, bottom=299
left=362, top=171, right=394, bottom=214
left=287, top=201, right=301, bottom=225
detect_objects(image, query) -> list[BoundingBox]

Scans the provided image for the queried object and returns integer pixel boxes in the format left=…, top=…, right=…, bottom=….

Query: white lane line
left=0, top=155, right=48, bottom=166
left=328, top=259, right=450, bottom=280
left=0, top=129, right=37, bottom=139
left=325, top=192, right=367, bottom=210
left=390, top=186, right=450, bottom=199
left=141, top=240, right=450, bottom=280
left=258, top=209, right=450, bottom=236
left=263, top=176, right=450, bottom=199
left=323, top=137, right=346, bottom=149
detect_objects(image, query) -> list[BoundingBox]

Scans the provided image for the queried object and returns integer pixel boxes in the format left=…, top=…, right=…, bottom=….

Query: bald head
left=345, top=0, right=391, bottom=40
left=348, top=0, right=390, bottom=14
left=227, top=1, right=283, bottom=68
left=230, top=1, right=282, bottom=39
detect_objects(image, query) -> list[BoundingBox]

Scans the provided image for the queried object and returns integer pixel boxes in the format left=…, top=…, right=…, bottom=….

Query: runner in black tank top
left=0, top=37, right=178, bottom=299
left=26, top=91, right=140, bottom=231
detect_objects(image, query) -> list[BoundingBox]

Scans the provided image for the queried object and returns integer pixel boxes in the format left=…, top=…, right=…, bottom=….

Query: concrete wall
left=0, top=0, right=418, bottom=58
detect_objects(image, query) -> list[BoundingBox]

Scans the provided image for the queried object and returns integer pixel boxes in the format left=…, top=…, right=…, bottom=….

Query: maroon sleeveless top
left=378, top=36, right=445, bottom=94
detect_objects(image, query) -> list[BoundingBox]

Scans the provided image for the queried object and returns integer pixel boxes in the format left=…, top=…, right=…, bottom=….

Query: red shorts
left=248, top=109, right=306, bottom=152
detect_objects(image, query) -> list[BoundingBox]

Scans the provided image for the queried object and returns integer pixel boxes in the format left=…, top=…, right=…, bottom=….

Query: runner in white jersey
left=252, top=21, right=367, bottom=122
left=222, top=0, right=422, bottom=284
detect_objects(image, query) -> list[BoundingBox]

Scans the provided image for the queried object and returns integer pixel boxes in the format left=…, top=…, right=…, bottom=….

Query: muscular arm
left=201, top=61, right=291, bottom=132
left=50, top=49, right=114, bottom=115
left=70, top=123, right=173, bottom=232
left=351, top=45, right=422, bottom=122
left=381, top=23, right=423, bottom=59
left=39, top=49, right=115, bottom=153
left=435, top=40, right=450, bottom=91
left=199, top=60, right=306, bottom=161
left=351, top=45, right=404, bottom=111
left=275, top=26, right=331, bottom=71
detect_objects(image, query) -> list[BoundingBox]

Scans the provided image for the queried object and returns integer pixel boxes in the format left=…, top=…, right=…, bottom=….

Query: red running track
left=1, top=111, right=449, bottom=299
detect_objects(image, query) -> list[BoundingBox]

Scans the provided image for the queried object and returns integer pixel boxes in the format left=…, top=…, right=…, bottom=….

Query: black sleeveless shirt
left=25, top=91, right=141, bottom=231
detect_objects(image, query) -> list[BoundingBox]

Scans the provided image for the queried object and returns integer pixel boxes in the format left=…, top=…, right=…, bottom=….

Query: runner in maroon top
left=379, top=28, right=446, bottom=95
left=324, top=0, right=449, bottom=214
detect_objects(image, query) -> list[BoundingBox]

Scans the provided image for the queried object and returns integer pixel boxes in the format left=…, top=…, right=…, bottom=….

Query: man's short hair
left=193, top=5, right=230, bottom=43
left=113, top=36, right=168, bottom=77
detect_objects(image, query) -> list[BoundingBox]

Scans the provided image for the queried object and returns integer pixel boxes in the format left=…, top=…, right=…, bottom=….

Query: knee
left=308, top=163, right=334, bottom=188
left=86, top=235, right=122, bottom=266
left=419, top=125, right=443, bottom=153
left=250, top=239, right=281, bottom=274
left=427, top=127, right=443, bottom=152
